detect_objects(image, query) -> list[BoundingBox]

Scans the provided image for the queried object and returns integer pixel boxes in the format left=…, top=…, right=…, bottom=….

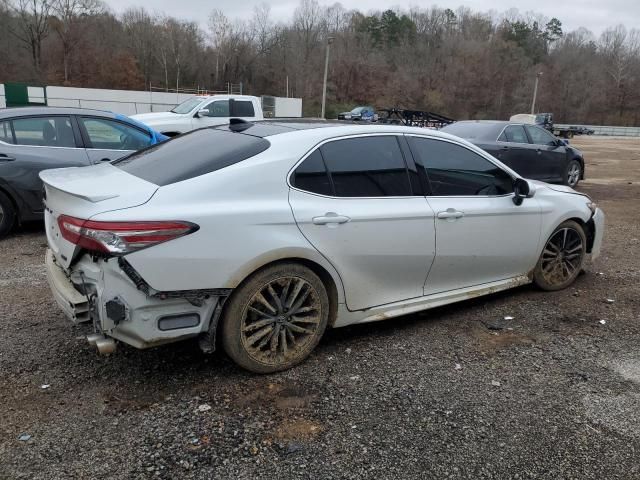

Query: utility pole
left=531, top=72, right=543, bottom=114
left=321, top=36, right=334, bottom=119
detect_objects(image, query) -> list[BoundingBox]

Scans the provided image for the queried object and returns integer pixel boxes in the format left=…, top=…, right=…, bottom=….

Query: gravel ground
left=1, top=136, right=639, bottom=479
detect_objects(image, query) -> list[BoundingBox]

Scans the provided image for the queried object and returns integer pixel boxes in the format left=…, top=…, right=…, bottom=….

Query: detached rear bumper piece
left=44, top=248, right=230, bottom=350
left=45, top=249, right=90, bottom=323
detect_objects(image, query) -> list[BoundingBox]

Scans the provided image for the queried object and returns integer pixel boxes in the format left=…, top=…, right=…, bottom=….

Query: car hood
left=530, top=180, right=589, bottom=198
left=131, top=111, right=185, bottom=124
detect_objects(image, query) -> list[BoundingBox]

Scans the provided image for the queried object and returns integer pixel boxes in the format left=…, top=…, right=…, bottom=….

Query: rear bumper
left=45, top=250, right=90, bottom=323
left=45, top=249, right=224, bottom=350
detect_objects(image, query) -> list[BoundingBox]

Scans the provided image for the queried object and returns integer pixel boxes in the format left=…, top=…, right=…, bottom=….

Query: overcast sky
left=105, top=0, right=639, bottom=37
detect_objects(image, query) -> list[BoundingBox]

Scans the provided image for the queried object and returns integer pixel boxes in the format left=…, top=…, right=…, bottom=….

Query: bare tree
left=9, top=0, right=52, bottom=73
left=50, top=0, right=103, bottom=83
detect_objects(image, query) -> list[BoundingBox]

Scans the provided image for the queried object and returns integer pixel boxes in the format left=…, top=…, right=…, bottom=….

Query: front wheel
left=221, top=263, right=329, bottom=373
left=533, top=220, right=587, bottom=291
left=564, top=160, right=582, bottom=187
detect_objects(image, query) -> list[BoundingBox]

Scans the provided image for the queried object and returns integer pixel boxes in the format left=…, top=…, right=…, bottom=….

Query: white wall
left=274, top=97, right=303, bottom=117
left=0, top=84, right=5, bottom=108
left=45, top=86, right=194, bottom=115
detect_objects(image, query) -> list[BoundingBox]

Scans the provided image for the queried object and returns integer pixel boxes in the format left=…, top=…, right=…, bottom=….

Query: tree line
left=1, top=0, right=639, bottom=125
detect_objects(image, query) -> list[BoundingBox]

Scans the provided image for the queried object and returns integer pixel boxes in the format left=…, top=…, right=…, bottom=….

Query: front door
left=288, top=135, right=436, bottom=311
left=525, top=125, right=567, bottom=181
left=77, top=116, right=153, bottom=163
left=406, top=135, right=542, bottom=295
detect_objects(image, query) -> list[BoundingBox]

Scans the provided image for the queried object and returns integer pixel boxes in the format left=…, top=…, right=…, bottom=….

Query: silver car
left=41, top=121, right=605, bottom=373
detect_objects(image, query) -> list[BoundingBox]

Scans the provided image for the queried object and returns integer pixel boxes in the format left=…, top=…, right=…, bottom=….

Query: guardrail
left=555, top=124, right=640, bottom=137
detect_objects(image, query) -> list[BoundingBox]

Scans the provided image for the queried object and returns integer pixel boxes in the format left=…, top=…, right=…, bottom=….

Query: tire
left=533, top=220, right=587, bottom=291
left=221, top=263, right=329, bottom=373
left=0, top=190, right=16, bottom=239
left=564, top=160, right=582, bottom=187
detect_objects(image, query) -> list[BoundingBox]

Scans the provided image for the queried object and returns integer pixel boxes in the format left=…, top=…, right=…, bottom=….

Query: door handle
left=0, top=154, right=15, bottom=162
left=501, top=145, right=510, bottom=150
left=312, top=212, right=351, bottom=225
left=437, top=209, right=464, bottom=220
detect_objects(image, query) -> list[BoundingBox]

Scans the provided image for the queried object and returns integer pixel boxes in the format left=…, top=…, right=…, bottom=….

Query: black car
left=440, top=121, right=585, bottom=187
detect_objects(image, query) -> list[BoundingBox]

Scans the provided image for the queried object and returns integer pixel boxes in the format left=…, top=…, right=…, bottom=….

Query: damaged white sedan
left=42, top=121, right=605, bottom=373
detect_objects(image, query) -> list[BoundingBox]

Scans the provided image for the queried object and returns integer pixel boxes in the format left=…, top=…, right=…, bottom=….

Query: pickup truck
left=132, top=95, right=264, bottom=137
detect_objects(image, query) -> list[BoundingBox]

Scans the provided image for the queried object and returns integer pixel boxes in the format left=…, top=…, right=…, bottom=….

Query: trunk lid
left=40, top=163, right=159, bottom=268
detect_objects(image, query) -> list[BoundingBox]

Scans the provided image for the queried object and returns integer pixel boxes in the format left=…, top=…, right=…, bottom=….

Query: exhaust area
left=87, top=334, right=116, bottom=355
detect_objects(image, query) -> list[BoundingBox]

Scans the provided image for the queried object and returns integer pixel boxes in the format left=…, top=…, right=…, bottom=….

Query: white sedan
left=41, top=122, right=605, bottom=373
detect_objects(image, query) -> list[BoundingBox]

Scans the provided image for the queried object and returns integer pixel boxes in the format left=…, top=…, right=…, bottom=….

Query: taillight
left=57, top=215, right=198, bottom=255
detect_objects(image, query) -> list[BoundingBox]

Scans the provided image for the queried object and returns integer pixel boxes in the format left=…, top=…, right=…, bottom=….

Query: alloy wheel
left=567, top=163, right=581, bottom=187
left=240, top=276, right=323, bottom=366
left=540, top=227, right=584, bottom=286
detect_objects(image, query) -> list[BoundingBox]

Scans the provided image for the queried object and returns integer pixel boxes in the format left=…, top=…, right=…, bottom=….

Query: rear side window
left=13, top=116, right=75, bottom=147
left=499, top=125, right=529, bottom=143
left=320, top=136, right=412, bottom=197
left=114, top=129, right=269, bottom=186
left=231, top=100, right=255, bottom=117
left=409, top=137, right=513, bottom=196
left=0, top=121, right=13, bottom=144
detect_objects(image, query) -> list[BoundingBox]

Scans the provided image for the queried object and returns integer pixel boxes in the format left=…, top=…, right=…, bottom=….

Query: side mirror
left=512, top=178, right=535, bottom=205
left=196, top=109, right=209, bottom=118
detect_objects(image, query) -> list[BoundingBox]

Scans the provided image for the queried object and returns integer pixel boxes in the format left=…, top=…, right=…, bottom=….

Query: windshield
left=170, top=98, right=204, bottom=114
left=351, top=107, right=366, bottom=114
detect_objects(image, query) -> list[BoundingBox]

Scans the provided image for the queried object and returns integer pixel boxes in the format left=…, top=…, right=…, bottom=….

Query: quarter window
left=80, top=117, right=152, bottom=151
left=13, top=116, right=75, bottom=147
left=292, top=150, right=332, bottom=196
left=320, top=136, right=412, bottom=197
left=526, top=125, right=557, bottom=146
left=499, top=125, right=529, bottom=144
left=0, top=121, right=12, bottom=144
left=408, top=137, right=513, bottom=196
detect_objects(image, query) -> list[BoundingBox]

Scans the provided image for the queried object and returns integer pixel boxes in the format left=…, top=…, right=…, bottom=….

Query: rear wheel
left=0, top=191, right=16, bottom=239
left=221, top=263, right=329, bottom=373
left=533, top=220, right=586, bottom=291
left=564, top=160, right=582, bottom=187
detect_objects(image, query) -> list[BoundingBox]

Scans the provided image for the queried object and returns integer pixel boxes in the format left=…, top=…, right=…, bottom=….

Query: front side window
left=526, top=125, right=557, bottom=146
left=408, top=137, right=513, bottom=196
left=0, top=121, right=13, bottom=144
left=205, top=100, right=230, bottom=117
left=13, top=116, right=75, bottom=147
left=231, top=100, right=255, bottom=117
left=320, top=136, right=412, bottom=197
left=80, top=117, right=152, bottom=151
left=499, top=125, right=529, bottom=144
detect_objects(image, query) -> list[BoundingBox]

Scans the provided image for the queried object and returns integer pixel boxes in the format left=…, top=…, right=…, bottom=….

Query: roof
left=215, top=120, right=340, bottom=137
left=0, top=106, right=118, bottom=120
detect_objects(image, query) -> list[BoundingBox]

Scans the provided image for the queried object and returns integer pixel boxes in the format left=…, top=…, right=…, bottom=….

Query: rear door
left=288, top=134, right=436, bottom=311
left=524, top=125, right=567, bottom=181
left=0, top=115, right=90, bottom=215
left=406, top=135, right=541, bottom=295
left=77, top=116, right=154, bottom=163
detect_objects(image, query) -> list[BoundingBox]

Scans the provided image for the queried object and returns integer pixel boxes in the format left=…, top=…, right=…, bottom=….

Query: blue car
left=0, top=107, right=167, bottom=237
left=338, top=106, right=378, bottom=122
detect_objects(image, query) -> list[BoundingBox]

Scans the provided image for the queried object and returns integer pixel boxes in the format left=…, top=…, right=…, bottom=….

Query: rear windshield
left=113, top=128, right=270, bottom=186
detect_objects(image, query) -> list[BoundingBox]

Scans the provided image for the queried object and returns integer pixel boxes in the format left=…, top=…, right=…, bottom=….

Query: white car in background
left=132, top=95, right=264, bottom=137
left=41, top=122, right=604, bottom=373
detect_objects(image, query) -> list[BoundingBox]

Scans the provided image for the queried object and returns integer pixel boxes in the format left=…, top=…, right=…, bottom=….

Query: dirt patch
left=271, top=418, right=323, bottom=442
